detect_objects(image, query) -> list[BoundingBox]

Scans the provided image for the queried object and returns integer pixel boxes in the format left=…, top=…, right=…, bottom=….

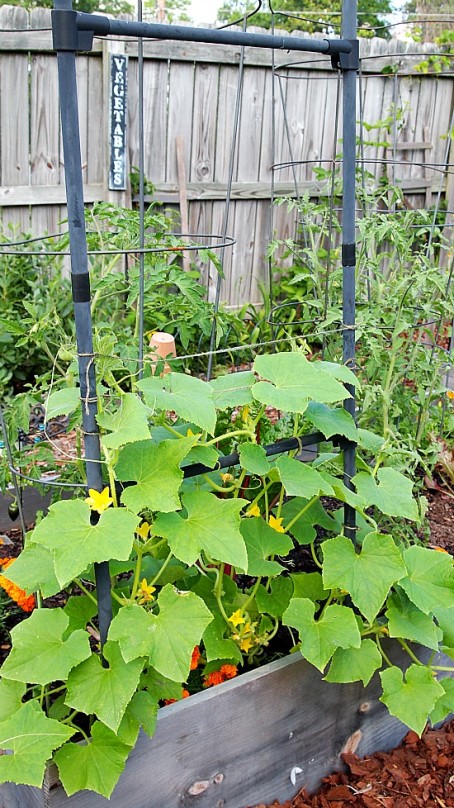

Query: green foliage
left=266, top=173, right=454, bottom=477
left=0, top=229, right=73, bottom=397
left=1, top=351, right=453, bottom=798
left=8, top=0, right=133, bottom=12
left=144, top=0, right=191, bottom=23
left=217, top=0, right=392, bottom=38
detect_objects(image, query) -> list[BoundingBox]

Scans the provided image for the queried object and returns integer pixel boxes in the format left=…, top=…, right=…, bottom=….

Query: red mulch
left=252, top=719, right=454, bottom=808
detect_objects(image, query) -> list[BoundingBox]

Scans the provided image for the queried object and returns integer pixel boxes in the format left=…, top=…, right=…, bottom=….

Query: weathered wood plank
left=0, top=184, right=104, bottom=206
left=1, top=172, right=446, bottom=209
left=190, top=62, right=219, bottom=184
left=0, top=6, right=31, bottom=232
left=166, top=61, right=195, bottom=184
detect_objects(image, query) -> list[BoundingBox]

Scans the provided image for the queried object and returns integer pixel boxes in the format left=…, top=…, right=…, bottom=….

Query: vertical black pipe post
left=341, top=0, right=358, bottom=541
left=53, top=0, right=112, bottom=644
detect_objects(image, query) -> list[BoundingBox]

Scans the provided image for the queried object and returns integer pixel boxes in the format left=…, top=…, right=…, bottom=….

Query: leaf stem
left=396, top=638, right=424, bottom=666
left=150, top=551, right=174, bottom=588
left=376, top=635, right=393, bottom=668
left=202, top=474, right=236, bottom=494
left=130, top=545, right=144, bottom=602
left=285, top=495, right=318, bottom=533
left=74, top=578, right=98, bottom=605
left=205, top=429, right=255, bottom=447
left=309, top=541, right=323, bottom=569
left=242, top=576, right=263, bottom=613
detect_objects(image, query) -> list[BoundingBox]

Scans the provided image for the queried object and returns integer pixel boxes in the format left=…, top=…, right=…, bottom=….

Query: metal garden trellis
left=51, top=0, right=359, bottom=648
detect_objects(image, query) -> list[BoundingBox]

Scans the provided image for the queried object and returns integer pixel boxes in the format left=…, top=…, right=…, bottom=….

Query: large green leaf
left=127, top=690, right=158, bottom=737
left=1, top=608, right=91, bottom=685
left=276, top=456, right=334, bottom=500
left=54, top=721, right=132, bottom=799
left=352, top=468, right=418, bottom=521
left=97, top=393, right=151, bottom=450
left=252, top=353, right=350, bottom=413
left=1, top=544, right=60, bottom=598
left=202, top=615, right=243, bottom=664
left=116, top=436, right=196, bottom=514
left=137, top=372, right=216, bottom=434
left=325, top=639, right=382, bottom=686
left=63, top=595, right=98, bottom=634
left=158, top=589, right=215, bottom=674
left=380, top=664, right=444, bottom=735
left=322, top=533, right=406, bottom=624
left=45, top=387, right=80, bottom=421
left=109, top=586, right=213, bottom=682
left=315, top=361, right=358, bottom=388
left=141, top=668, right=187, bottom=703
left=241, top=517, right=293, bottom=577
left=255, top=577, right=293, bottom=618
left=319, top=471, right=367, bottom=511
left=30, top=500, right=139, bottom=588
left=305, top=401, right=358, bottom=442
left=399, top=546, right=454, bottom=614
left=281, top=498, right=337, bottom=545
left=357, top=428, right=386, bottom=453
left=154, top=491, right=247, bottom=570
left=181, top=443, right=219, bottom=470
left=386, top=591, right=442, bottom=650
left=0, top=679, right=25, bottom=721
left=210, top=371, right=254, bottom=408
left=291, top=572, right=328, bottom=602
left=0, top=701, right=74, bottom=787
left=239, top=443, right=270, bottom=476
left=66, top=641, right=144, bottom=732
left=283, top=598, right=360, bottom=671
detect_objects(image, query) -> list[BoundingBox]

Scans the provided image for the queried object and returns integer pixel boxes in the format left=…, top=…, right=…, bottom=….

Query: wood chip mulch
left=252, top=719, right=454, bottom=808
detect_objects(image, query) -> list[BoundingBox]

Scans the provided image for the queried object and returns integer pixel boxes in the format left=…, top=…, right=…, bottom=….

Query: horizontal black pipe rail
left=8, top=431, right=336, bottom=492
left=182, top=430, right=328, bottom=478
left=72, top=11, right=353, bottom=56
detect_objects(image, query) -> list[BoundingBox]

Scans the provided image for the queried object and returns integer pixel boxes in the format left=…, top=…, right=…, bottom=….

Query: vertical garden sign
left=109, top=53, right=128, bottom=191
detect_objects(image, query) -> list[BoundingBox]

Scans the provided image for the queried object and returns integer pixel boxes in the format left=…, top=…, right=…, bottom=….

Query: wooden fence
left=0, top=5, right=453, bottom=305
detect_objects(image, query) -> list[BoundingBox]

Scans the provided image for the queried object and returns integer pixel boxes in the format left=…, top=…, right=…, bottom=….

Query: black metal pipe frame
left=52, top=0, right=358, bottom=642
left=340, top=0, right=358, bottom=542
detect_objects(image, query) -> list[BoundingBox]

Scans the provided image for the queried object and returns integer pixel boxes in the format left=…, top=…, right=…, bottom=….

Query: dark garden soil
left=251, top=718, right=454, bottom=808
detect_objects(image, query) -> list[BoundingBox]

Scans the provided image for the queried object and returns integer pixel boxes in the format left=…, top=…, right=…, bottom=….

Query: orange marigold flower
left=182, top=689, right=190, bottom=699
left=447, top=390, right=454, bottom=400
left=219, top=664, right=237, bottom=679
left=204, top=664, right=238, bottom=688
left=203, top=670, right=224, bottom=688
left=190, top=646, right=201, bottom=670
left=0, top=559, right=35, bottom=613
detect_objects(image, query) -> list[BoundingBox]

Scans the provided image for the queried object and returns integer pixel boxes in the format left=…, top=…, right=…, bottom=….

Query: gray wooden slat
left=0, top=184, right=104, bottom=206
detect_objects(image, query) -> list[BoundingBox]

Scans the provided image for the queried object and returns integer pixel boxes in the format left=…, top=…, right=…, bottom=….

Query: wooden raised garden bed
left=0, top=645, right=446, bottom=808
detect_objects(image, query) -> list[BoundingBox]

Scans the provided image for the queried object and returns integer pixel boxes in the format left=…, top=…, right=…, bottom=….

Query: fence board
left=0, top=7, right=452, bottom=306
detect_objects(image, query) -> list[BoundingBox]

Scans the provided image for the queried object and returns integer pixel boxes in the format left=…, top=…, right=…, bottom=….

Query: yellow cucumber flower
left=136, top=521, right=151, bottom=540
left=240, top=636, right=254, bottom=652
left=246, top=503, right=260, bottom=518
left=228, top=609, right=246, bottom=628
left=137, top=579, right=156, bottom=604
left=85, top=487, right=113, bottom=514
left=268, top=514, right=285, bottom=533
